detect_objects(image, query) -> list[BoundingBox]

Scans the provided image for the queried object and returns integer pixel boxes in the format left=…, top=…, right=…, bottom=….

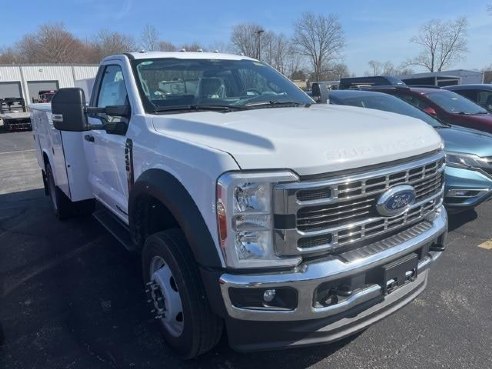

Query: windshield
left=132, top=58, right=313, bottom=113
left=331, top=93, right=445, bottom=128
left=426, top=90, right=488, bottom=115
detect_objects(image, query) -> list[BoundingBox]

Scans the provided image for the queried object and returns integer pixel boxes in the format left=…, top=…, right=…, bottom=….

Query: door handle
left=84, top=134, right=95, bottom=143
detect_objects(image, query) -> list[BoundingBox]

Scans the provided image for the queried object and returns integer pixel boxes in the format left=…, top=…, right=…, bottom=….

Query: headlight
left=445, top=152, right=489, bottom=170
left=216, top=171, right=301, bottom=269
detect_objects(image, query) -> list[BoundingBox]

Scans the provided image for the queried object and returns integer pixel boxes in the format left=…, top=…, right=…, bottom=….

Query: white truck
left=31, top=52, right=447, bottom=358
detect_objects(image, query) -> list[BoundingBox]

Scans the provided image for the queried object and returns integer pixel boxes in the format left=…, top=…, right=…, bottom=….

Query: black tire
left=142, top=229, right=223, bottom=359
left=45, top=162, right=74, bottom=220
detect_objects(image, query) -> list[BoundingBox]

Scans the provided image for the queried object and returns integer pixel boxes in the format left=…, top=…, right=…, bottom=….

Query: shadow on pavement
left=0, top=188, right=350, bottom=369
left=447, top=209, right=478, bottom=232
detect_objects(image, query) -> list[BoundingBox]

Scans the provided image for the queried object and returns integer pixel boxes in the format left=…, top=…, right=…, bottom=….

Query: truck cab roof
left=108, top=51, right=255, bottom=62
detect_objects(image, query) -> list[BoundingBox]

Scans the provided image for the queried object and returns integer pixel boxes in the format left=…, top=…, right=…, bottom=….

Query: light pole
left=255, top=29, right=264, bottom=60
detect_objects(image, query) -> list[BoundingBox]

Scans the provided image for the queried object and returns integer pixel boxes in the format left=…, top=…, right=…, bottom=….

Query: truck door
left=84, top=64, right=131, bottom=222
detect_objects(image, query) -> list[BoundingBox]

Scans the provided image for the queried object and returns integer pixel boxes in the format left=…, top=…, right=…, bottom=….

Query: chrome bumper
left=219, top=206, right=447, bottom=322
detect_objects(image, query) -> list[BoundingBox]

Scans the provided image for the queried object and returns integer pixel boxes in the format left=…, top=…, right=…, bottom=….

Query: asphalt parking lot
left=0, top=131, right=491, bottom=369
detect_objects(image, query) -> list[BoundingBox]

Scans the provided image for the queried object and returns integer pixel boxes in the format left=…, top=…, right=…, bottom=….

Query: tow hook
left=145, top=281, right=166, bottom=319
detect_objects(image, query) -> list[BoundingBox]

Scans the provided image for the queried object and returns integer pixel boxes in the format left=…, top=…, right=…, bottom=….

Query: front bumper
left=218, top=207, right=447, bottom=351
left=444, top=167, right=492, bottom=210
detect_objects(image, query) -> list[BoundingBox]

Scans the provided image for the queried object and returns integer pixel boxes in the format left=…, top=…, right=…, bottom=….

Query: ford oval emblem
left=376, top=185, right=416, bottom=217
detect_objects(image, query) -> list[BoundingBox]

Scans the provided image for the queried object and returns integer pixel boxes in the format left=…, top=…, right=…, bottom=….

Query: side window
left=477, top=91, right=492, bottom=107
left=97, top=65, right=128, bottom=108
left=399, top=94, right=430, bottom=110
left=459, top=90, right=478, bottom=102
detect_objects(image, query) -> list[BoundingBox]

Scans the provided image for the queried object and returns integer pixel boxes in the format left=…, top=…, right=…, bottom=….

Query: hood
left=151, top=105, right=442, bottom=176
left=437, top=126, right=492, bottom=157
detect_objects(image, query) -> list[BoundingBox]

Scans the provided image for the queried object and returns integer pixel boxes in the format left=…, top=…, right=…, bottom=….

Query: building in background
left=0, top=65, right=99, bottom=103
left=401, top=69, right=484, bottom=87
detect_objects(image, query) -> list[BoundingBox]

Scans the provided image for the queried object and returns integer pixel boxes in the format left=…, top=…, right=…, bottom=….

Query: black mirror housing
left=51, top=88, right=89, bottom=131
left=105, top=105, right=130, bottom=117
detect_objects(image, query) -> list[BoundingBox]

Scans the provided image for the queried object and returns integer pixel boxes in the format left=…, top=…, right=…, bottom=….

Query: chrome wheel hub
left=147, top=256, right=184, bottom=337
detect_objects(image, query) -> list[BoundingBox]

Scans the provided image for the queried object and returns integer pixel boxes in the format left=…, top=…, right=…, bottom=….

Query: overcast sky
left=0, top=0, right=490, bottom=74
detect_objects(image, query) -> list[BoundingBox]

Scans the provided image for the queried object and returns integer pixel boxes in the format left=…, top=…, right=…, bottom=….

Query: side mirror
left=105, top=105, right=131, bottom=117
left=51, top=88, right=89, bottom=131
left=311, top=82, right=329, bottom=104
left=423, top=106, right=437, bottom=117
left=86, top=105, right=130, bottom=118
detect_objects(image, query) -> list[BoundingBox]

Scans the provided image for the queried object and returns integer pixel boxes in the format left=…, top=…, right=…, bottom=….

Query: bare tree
left=13, top=23, right=89, bottom=63
left=231, top=23, right=265, bottom=58
left=141, top=24, right=159, bottom=51
left=91, top=30, right=136, bottom=60
left=207, top=41, right=233, bottom=54
left=367, top=60, right=383, bottom=76
left=286, top=48, right=305, bottom=80
left=292, top=13, right=345, bottom=81
left=0, top=47, right=21, bottom=64
left=158, top=41, right=177, bottom=52
left=261, top=32, right=293, bottom=74
left=408, top=17, right=468, bottom=72
left=325, top=63, right=349, bottom=80
left=365, top=60, right=414, bottom=76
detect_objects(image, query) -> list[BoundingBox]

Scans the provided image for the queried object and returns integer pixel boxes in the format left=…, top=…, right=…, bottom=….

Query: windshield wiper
left=243, top=100, right=312, bottom=108
left=154, top=105, right=246, bottom=113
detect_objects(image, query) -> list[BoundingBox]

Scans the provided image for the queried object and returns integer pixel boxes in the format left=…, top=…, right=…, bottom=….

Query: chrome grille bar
left=273, top=151, right=445, bottom=257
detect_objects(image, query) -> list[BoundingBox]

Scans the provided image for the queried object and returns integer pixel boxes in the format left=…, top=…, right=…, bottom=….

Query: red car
left=367, top=86, right=492, bottom=134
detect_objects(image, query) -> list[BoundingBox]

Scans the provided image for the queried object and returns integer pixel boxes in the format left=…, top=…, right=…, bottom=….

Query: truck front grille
left=273, top=151, right=445, bottom=257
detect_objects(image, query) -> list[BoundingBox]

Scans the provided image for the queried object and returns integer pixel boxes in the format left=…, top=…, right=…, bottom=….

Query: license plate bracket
left=381, top=253, right=418, bottom=294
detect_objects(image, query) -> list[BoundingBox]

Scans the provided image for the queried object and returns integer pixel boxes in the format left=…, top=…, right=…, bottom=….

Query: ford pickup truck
left=31, top=52, right=447, bottom=358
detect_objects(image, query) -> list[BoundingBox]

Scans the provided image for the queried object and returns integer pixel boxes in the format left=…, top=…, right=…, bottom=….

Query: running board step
left=93, top=209, right=136, bottom=252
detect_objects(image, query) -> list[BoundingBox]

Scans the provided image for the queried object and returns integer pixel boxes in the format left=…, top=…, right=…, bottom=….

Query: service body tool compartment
left=31, top=104, right=93, bottom=202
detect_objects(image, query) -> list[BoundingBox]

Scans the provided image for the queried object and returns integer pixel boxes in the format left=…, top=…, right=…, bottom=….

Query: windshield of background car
left=425, top=90, right=488, bottom=115
left=132, top=58, right=313, bottom=113
left=334, top=93, right=445, bottom=128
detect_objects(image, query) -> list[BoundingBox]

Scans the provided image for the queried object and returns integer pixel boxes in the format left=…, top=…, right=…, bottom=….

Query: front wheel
left=142, top=229, right=223, bottom=359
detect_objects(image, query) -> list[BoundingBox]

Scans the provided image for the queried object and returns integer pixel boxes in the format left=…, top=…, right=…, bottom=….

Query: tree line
left=0, top=12, right=489, bottom=81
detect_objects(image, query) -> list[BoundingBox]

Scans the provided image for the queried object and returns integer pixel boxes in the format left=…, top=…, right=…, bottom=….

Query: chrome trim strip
left=219, top=207, right=447, bottom=321
left=273, top=151, right=445, bottom=213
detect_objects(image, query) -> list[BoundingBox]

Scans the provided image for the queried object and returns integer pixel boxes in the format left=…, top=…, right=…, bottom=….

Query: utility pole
left=255, top=29, right=265, bottom=60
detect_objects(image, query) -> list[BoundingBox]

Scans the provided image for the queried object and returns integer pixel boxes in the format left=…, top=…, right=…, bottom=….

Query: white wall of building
left=0, top=65, right=99, bottom=102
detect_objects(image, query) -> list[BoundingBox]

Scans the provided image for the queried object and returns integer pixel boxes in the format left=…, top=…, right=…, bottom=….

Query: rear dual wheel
left=45, top=162, right=94, bottom=219
left=45, top=162, right=73, bottom=219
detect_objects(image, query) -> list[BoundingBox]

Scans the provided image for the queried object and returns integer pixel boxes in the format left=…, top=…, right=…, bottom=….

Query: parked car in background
left=329, top=89, right=492, bottom=211
left=338, top=76, right=407, bottom=90
left=362, top=86, right=492, bottom=135
left=444, top=84, right=492, bottom=113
